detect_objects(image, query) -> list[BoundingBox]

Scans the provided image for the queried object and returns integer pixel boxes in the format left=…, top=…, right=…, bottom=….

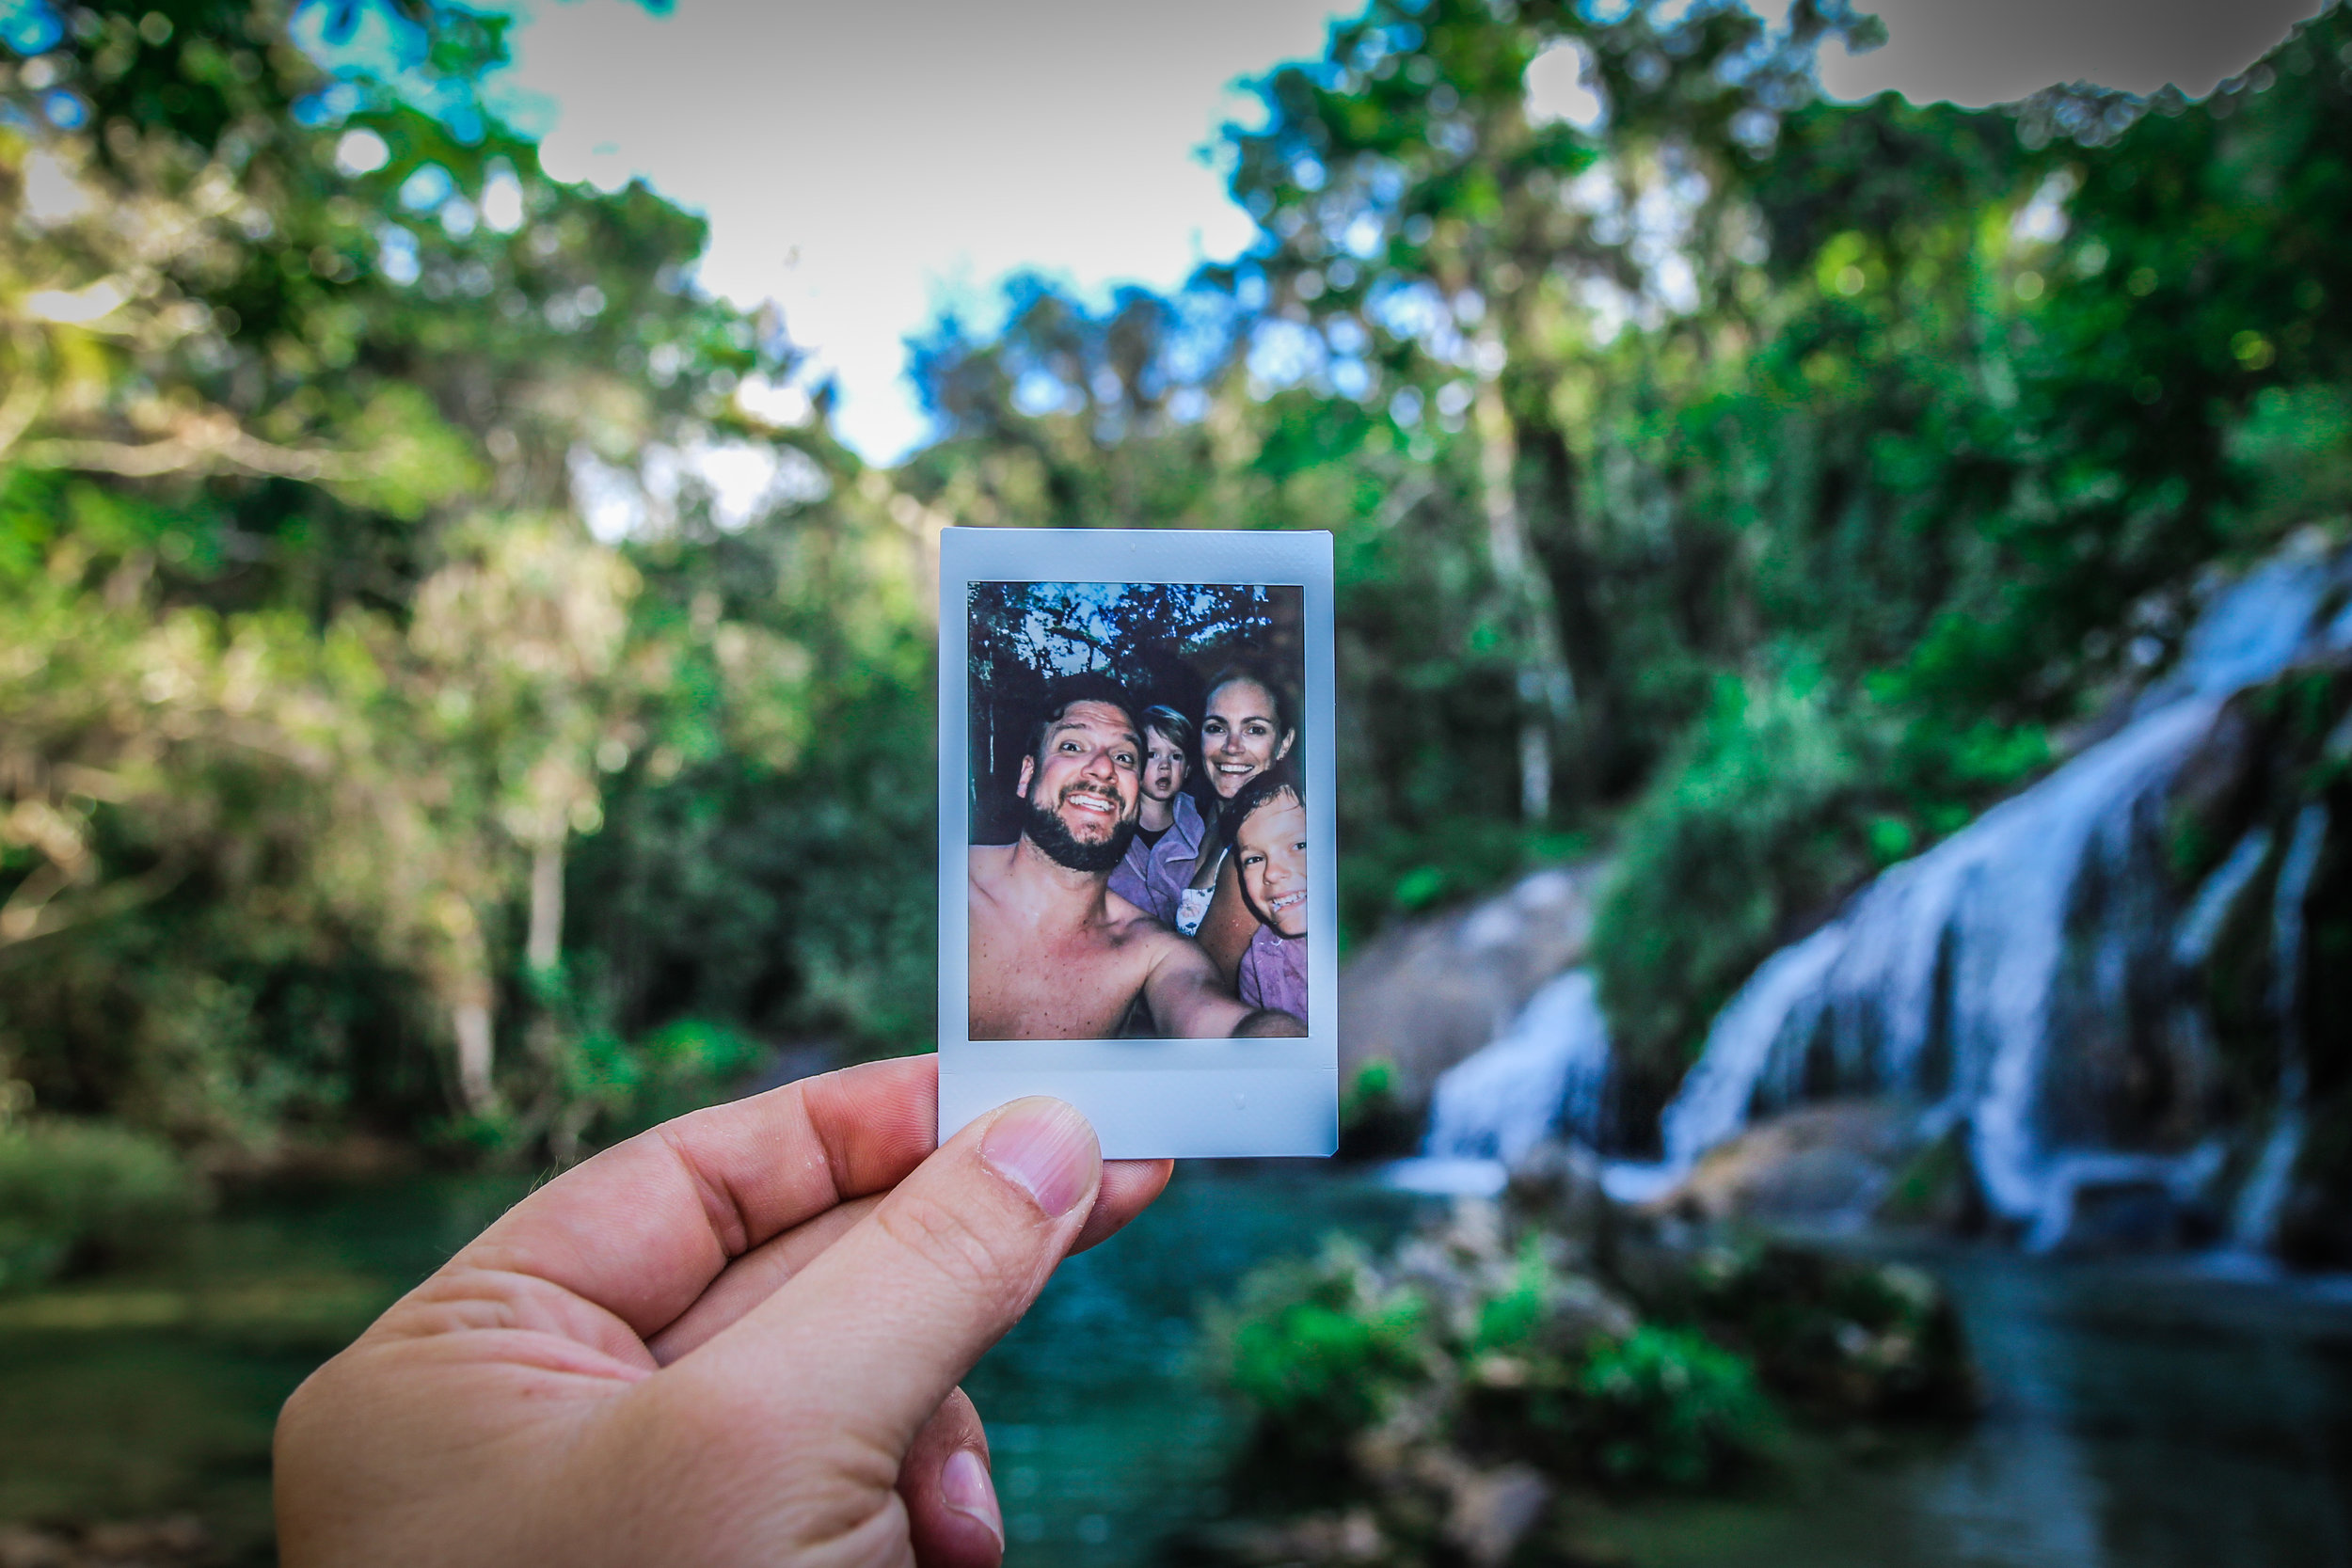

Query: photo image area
left=966, top=580, right=1308, bottom=1041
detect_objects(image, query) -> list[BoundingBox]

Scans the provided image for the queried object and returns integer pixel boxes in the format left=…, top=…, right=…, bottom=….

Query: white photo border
left=938, top=528, right=1338, bottom=1158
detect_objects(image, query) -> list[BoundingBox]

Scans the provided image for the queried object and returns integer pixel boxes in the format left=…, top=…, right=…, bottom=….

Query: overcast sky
left=492, top=0, right=2326, bottom=462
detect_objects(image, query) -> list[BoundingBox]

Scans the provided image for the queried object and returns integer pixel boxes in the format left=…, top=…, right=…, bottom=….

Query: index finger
left=446, top=1054, right=939, bottom=1338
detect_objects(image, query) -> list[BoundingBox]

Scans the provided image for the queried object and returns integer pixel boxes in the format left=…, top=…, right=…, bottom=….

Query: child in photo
left=1106, top=705, right=1207, bottom=927
left=1226, top=766, right=1308, bottom=1027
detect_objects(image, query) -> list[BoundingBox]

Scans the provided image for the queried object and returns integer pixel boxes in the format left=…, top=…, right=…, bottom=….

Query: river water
left=2, top=1165, right=2347, bottom=1566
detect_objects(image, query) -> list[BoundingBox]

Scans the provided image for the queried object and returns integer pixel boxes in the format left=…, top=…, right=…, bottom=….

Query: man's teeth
left=1068, top=794, right=1115, bottom=814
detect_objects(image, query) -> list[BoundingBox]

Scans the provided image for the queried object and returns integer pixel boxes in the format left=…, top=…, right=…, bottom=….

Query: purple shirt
left=1109, top=791, right=1206, bottom=927
left=1237, top=923, right=1308, bottom=1027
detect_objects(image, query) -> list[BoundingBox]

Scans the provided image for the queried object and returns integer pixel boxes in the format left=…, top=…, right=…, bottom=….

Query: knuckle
left=875, top=1188, right=1030, bottom=1304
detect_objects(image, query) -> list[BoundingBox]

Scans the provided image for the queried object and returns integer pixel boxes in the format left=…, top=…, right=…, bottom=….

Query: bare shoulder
left=1126, top=917, right=1217, bottom=976
left=1103, top=887, right=1187, bottom=947
left=1103, top=883, right=1153, bottom=927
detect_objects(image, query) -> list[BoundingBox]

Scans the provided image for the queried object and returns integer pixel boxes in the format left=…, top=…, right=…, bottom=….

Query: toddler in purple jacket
left=1107, top=705, right=1208, bottom=926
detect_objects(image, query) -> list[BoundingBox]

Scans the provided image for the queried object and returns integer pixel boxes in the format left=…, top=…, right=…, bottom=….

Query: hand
left=274, top=1056, right=1171, bottom=1568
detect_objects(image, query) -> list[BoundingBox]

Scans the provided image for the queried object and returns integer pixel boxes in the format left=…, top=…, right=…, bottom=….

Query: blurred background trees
left=4, top=0, right=2347, bottom=1168
left=0, top=0, right=931, bottom=1164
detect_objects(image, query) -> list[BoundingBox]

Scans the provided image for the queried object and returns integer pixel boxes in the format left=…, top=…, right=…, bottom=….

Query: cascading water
left=2231, top=803, right=2330, bottom=1251
left=1596, top=545, right=2352, bottom=1240
left=1389, top=968, right=1612, bottom=1194
left=1422, top=967, right=1613, bottom=1164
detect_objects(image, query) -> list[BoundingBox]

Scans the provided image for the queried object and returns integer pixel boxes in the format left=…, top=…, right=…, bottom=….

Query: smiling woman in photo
left=1175, top=666, right=1297, bottom=982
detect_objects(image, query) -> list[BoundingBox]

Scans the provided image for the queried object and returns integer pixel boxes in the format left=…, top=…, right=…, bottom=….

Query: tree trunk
left=527, top=837, right=564, bottom=974
left=1517, top=414, right=1616, bottom=798
left=442, top=910, right=501, bottom=1117
left=453, top=990, right=497, bottom=1115
left=1473, top=355, right=1575, bottom=823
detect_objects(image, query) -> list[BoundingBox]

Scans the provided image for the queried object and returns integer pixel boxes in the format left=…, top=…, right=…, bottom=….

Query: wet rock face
left=1503, top=1139, right=1617, bottom=1249
left=1339, top=867, right=1594, bottom=1123
left=1647, top=1101, right=1923, bottom=1229
left=2192, top=660, right=2352, bottom=1267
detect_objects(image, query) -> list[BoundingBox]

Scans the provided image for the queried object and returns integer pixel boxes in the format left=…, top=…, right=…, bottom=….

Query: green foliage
left=1213, top=1222, right=1778, bottom=1497
left=1214, top=1243, right=1432, bottom=1458
left=1210, top=1211, right=1979, bottom=1530
left=1571, top=1326, right=1772, bottom=1487
left=1453, top=1242, right=1776, bottom=1490
left=0, top=0, right=931, bottom=1157
left=1592, top=672, right=1883, bottom=1086
left=1660, top=1243, right=1976, bottom=1419
left=565, top=1018, right=763, bottom=1141
left=0, top=1118, right=203, bottom=1291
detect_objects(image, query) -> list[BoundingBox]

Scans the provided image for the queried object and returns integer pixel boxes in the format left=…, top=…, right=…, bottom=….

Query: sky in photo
left=487, top=0, right=2327, bottom=463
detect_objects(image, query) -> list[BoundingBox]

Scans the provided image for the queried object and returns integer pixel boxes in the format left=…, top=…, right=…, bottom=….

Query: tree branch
left=19, top=414, right=365, bottom=484
left=0, top=855, right=188, bottom=952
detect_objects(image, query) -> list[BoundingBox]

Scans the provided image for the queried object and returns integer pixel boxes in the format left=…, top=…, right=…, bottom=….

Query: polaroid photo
left=938, top=528, right=1338, bottom=1159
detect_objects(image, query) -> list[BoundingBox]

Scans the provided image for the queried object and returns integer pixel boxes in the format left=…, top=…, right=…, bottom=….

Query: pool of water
left=961, top=1163, right=1431, bottom=1564
left=1577, top=1249, right=2352, bottom=1568
left=0, top=1173, right=533, bottom=1560
left=4, top=1164, right=2349, bottom=1566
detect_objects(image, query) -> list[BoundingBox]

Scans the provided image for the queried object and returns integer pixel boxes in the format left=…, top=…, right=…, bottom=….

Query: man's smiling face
left=1016, top=699, right=1142, bottom=868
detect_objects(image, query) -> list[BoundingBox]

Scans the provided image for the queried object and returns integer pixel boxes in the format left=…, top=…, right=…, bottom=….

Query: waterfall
left=2231, top=803, right=2330, bottom=1250
left=1605, top=546, right=2352, bottom=1233
left=1604, top=702, right=2214, bottom=1216
left=1391, top=969, right=1612, bottom=1196
left=1656, top=925, right=1847, bottom=1172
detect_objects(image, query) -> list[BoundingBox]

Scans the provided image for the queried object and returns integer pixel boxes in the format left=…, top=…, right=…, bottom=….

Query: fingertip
left=939, top=1449, right=1005, bottom=1560
left=901, top=1389, right=1002, bottom=1568
left=977, top=1097, right=1100, bottom=1219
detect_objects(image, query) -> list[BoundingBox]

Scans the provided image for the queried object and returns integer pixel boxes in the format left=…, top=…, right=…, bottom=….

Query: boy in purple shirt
left=1108, top=705, right=1207, bottom=926
left=1228, top=768, right=1309, bottom=1027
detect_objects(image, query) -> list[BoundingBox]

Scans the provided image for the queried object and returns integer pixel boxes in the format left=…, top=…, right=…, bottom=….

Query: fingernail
left=980, top=1098, right=1097, bottom=1218
left=941, top=1448, right=1004, bottom=1549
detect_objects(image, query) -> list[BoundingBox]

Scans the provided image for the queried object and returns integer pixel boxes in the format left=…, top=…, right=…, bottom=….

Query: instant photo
left=938, top=529, right=1337, bottom=1158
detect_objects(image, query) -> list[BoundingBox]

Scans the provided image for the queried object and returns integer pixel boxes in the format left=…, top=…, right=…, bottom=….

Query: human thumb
left=657, top=1096, right=1101, bottom=1475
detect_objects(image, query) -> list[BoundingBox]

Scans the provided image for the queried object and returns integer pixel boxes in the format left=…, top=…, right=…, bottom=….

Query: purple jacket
left=1238, top=923, right=1308, bottom=1027
left=1109, top=790, right=1207, bottom=927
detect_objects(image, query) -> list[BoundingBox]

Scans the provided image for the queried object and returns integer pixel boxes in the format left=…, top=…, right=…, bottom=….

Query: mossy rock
left=0, top=1119, right=205, bottom=1292
left=1874, top=1119, right=1989, bottom=1234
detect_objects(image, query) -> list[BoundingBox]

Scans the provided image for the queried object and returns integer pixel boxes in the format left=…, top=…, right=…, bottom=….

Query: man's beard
left=1023, top=795, right=1136, bottom=873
